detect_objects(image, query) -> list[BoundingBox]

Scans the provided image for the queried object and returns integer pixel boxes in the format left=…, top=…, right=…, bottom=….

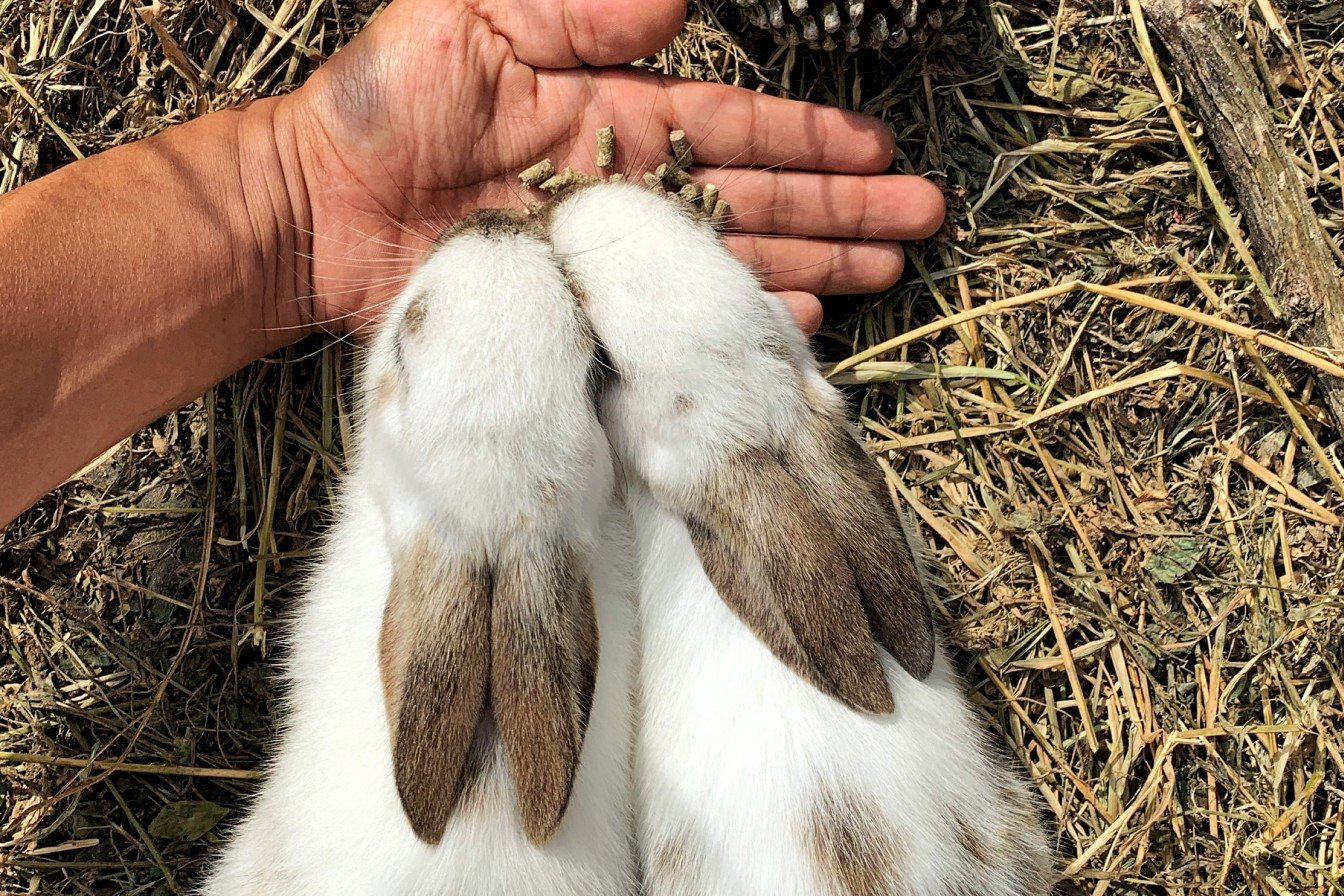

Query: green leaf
left=1117, top=92, right=1161, bottom=120
left=148, top=800, right=229, bottom=842
left=1028, top=74, right=1095, bottom=104
left=1145, top=537, right=1205, bottom=584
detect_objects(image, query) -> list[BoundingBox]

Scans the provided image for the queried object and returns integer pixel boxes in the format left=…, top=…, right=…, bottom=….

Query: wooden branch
left=1140, top=0, right=1344, bottom=432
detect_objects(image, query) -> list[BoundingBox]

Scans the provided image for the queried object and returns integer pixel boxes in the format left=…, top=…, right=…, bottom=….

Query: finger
left=771, top=291, right=824, bottom=334
left=472, top=0, right=686, bottom=68
left=725, top=236, right=905, bottom=296
left=658, top=77, right=896, bottom=173
left=704, top=170, right=947, bottom=241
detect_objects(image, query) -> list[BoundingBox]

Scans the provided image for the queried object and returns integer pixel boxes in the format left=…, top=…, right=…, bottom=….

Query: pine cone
left=731, top=0, right=967, bottom=51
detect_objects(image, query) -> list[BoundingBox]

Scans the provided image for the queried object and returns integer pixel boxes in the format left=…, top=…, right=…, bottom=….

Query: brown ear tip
left=909, top=619, right=939, bottom=680
left=514, top=763, right=576, bottom=845
left=392, top=756, right=457, bottom=845
left=827, top=668, right=896, bottom=715
left=907, top=651, right=936, bottom=681
left=402, top=799, right=450, bottom=846
left=520, top=804, right=566, bottom=845
left=858, top=687, right=896, bottom=716
left=877, top=614, right=937, bottom=682
left=409, top=822, right=446, bottom=846
left=898, top=638, right=937, bottom=681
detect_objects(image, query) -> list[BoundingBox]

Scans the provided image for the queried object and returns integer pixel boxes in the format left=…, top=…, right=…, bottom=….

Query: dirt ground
left=2, top=1, right=1342, bottom=893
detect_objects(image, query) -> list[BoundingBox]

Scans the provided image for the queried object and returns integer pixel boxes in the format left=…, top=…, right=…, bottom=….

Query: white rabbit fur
left=548, top=181, right=1054, bottom=895
left=629, top=488, right=1050, bottom=895
left=202, top=212, right=638, bottom=896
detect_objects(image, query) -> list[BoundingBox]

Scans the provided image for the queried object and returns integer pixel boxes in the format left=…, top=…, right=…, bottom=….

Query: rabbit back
left=201, top=485, right=639, bottom=896
left=630, top=485, right=1053, bottom=896
left=202, top=211, right=638, bottom=895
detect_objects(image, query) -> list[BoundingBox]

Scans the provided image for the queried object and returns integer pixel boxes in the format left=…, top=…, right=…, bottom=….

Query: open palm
left=285, top=0, right=945, bottom=332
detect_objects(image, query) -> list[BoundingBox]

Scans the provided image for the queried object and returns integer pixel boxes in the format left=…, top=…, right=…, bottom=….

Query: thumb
left=471, top=0, right=687, bottom=68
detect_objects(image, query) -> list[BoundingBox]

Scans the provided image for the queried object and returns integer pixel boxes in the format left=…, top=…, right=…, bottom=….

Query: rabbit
left=545, top=180, right=1055, bottom=895
left=202, top=209, right=639, bottom=896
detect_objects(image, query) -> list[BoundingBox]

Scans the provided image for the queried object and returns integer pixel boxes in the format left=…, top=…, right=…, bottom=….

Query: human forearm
left=0, top=97, right=310, bottom=525
left=0, top=0, right=951, bottom=530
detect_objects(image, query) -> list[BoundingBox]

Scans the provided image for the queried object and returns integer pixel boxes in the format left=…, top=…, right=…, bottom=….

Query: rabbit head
left=357, top=209, right=612, bottom=845
left=544, top=182, right=936, bottom=715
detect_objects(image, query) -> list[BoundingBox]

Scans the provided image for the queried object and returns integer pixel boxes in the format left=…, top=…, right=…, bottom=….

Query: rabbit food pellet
left=596, top=126, right=616, bottom=169
left=519, top=127, right=729, bottom=228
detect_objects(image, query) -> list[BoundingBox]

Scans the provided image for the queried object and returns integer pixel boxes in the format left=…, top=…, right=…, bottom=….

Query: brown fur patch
left=997, top=785, right=1057, bottom=892
left=760, top=328, right=796, bottom=364
left=371, top=371, right=398, bottom=409
left=806, top=789, right=907, bottom=896
left=489, top=543, right=598, bottom=843
left=379, top=535, right=491, bottom=844
left=673, top=394, right=695, bottom=415
left=451, top=207, right=536, bottom=239
left=994, top=779, right=1015, bottom=802
left=537, top=477, right=561, bottom=506
left=683, top=450, right=892, bottom=713
left=954, top=813, right=992, bottom=865
left=786, top=390, right=936, bottom=680
left=563, top=267, right=592, bottom=311
left=400, top=294, right=428, bottom=337
left=645, top=836, right=707, bottom=895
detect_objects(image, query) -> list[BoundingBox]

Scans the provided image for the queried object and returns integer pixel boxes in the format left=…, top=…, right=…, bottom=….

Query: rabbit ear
left=490, top=544, right=599, bottom=844
left=683, top=450, right=895, bottom=714
left=378, top=537, right=491, bottom=845
left=786, top=403, right=937, bottom=681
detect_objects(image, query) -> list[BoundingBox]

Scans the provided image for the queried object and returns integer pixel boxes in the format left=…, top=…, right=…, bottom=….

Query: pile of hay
left=2, top=1, right=1341, bottom=893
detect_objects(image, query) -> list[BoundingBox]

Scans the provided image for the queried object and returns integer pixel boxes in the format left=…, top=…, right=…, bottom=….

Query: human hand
left=276, top=0, right=946, bottom=335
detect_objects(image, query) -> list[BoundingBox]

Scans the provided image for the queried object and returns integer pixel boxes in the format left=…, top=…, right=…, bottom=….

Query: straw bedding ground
left=2, top=1, right=1342, bottom=893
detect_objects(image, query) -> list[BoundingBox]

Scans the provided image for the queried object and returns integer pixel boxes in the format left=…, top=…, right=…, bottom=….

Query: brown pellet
left=669, top=129, right=694, bottom=169
left=519, top=158, right=556, bottom=188
left=596, top=126, right=616, bottom=169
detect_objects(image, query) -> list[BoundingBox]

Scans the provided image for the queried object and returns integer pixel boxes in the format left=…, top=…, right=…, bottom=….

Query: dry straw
left=1, top=1, right=1341, bottom=894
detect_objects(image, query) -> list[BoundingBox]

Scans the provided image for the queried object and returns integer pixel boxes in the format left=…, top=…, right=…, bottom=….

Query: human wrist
left=231, top=94, right=316, bottom=352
